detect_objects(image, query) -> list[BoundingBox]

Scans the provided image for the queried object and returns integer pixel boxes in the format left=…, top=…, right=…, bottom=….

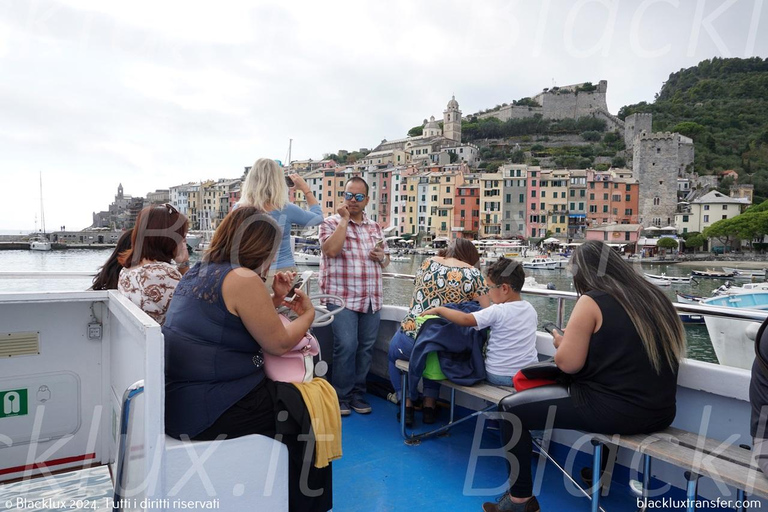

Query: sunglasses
left=344, top=192, right=366, bottom=202
left=159, top=203, right=178, bottom=214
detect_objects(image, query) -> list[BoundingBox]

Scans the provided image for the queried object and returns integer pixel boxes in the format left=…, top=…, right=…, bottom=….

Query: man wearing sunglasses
left=319, top=177, right=389, bottom=417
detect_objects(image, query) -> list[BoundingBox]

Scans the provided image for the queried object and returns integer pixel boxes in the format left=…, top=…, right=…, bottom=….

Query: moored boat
left=691, top=269, right=736, bottom=279
left=701, top=292, right=768, bottom=369
left=723, top=267, right=767, bottom=278
left=522, top=257, right=558, bottom=270
left=644, top=272, right=694, bottom=284
left=676, top=291, right=703, bottom=304
left=643, top=274, right=671, bottom=286
left=294, top=251, right=321, bottom=266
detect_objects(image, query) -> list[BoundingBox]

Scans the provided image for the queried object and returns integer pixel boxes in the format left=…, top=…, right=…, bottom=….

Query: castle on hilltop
left=475, top=80, right=624, bottom=132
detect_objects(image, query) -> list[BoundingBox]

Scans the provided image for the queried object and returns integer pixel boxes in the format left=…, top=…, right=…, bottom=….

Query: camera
left=285, top=175, right=295, bottom=187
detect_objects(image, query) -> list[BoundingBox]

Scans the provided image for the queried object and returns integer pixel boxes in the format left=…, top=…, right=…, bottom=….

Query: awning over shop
left=568, top=214, right=586, bottom=218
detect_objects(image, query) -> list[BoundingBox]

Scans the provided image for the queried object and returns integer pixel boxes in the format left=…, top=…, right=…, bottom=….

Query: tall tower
left=443, top=95, right=462, bottom=143
left=117, top=183, right=124, bottom=200
left=624, top=113, right=653, bottom=151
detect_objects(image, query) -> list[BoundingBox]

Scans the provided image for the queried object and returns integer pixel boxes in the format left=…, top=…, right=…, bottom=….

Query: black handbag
left=519, top=359, right=571, bottom=385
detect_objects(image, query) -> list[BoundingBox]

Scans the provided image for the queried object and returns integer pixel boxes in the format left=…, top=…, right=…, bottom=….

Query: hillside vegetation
left=619, top=57, right=768, bottom=199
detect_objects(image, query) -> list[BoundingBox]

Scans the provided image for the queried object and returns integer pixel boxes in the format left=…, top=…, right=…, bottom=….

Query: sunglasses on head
left=158, top=203, right=178, bottom=214
left=344, top=192, right=366, bottom=202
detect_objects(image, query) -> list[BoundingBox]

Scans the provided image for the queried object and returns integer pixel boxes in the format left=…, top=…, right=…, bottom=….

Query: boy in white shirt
left=422, top=257, right=538, bottom=386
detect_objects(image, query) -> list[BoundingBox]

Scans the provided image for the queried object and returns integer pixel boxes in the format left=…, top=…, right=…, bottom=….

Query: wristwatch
left=177, top=261, right=191, bottom=269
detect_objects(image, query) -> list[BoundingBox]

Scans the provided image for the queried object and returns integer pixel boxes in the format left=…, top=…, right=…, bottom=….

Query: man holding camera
left=319, top=177, right=389, bottom=416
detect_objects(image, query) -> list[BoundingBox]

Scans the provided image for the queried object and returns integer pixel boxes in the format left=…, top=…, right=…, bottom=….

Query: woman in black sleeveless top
left=485, top=241, right=685, bottom=512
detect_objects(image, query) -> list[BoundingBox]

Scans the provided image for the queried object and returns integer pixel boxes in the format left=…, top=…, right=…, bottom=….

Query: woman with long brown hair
left=117, top=204, right=189, bottom=325
left=162, top=207, right=331, bottom=512
left=90, top=228, right=133, bottom=290
left=486, top=241, right=685, bottom=512
left=387, top=238, right=489, bottom=426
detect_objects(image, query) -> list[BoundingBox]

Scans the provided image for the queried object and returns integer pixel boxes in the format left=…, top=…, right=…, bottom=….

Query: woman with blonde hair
left=238, top=158, right=323, bottom=279
left=485, top=240, right=685, bottom=512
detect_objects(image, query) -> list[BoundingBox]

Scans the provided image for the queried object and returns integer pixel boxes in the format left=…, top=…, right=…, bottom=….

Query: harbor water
left=0, top=249, right=720, bottom=363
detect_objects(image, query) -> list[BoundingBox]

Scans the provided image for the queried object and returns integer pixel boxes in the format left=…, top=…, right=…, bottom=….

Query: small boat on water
left=691, top=269, right=736, bottom=279
left=676, top=292, right=703, bottom=304
left=522, top=257, right=558, bottom=270
left=294, top=251, right=320, bottom=266
left=713, top=281, right=768, bottom=296
left=390, top=256, right=411, bottom=262
left=643, top=274, right=671, bottom=286
left=29, top=235, right=51, bottom=251
left=722, top=266, right=767, bottom=278
left=678, top=312, right=705, bottom=324
left=644, top=272, right=694, bottom=284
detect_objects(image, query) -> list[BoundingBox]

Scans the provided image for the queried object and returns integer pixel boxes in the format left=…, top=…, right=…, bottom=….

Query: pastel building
left=479, top=173, right=502, bottom=238
left=567, top=170, right=587, bottom=239
left=675, top=190, right=750, bottom=234
left=500, top=164, right=529, bottom=239
left=586, top=170, right=639, bottom=227
left=454, top=184, right=480, bottom=239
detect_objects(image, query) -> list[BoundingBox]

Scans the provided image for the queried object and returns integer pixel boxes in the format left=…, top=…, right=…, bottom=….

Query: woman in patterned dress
left=117, top=204, right=189, bottom=325
left=387, top=238, right=489, bottom=426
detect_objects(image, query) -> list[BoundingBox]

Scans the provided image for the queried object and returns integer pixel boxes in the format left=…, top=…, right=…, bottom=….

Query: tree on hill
left=408, top=125, right=424, bottom=137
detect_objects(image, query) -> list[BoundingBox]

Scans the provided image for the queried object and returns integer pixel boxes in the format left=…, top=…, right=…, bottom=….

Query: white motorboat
left=714, top=282, right=768, bottom=296
left=676, top=292, right=703, bottom=304
left=390, top=256, right=411, bottom=262
left=644, top=272, right=694, bottom=284
left=29, top=236, right=51, bottom=251
left=722, top=267, right=767, bottom=278
left=701, top=292, right=768, bottom=369
left=691, top=269, right=736, bottom=279
left=522, top=258, right=557, bottom=270
left=644, top=274, right=671, bottom=286
left=294, top=251, right=320, bottom=266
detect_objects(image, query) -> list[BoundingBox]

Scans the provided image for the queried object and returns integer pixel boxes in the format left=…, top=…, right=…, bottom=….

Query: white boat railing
left=2, top=270, right=766, bottom=327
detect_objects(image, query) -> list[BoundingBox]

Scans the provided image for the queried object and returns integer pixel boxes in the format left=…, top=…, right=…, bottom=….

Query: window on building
left=603, top=205, right=608, bottom=213
left=603, top=193, right=608, bottom=200
left=625, top=232, right=631, bottom=241
left=722, top=214, right=727, bottom=219
left=531, top=190, right=536, bottom=197
left=603, top=183, right=609, bottom=189
left=704, top=205, right=710, bottom=211
left=625, top=195, right=631, bottom=201
left=589, top=193, right=594, bottom=200
left=541, top=191, right=546, bottom=198
left=625, top=209, right=633, bottom=215
left=704, top=215, right=709, bottom=222
left=612, top=195, right=620, bottom=201
left=722, top=205, right=728, bottom=210
left=506, top=194, right=511, bottom=203
left=589, top=205, right=597, bottom=213
left=540, top=202, right=545, bottom=210
left=519, top=193, right=524, bottom=202
left=590, top=182, right=595, bottom=189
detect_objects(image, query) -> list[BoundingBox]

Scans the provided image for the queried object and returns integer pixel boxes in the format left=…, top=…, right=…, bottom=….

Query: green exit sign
left=1, top=389, right=28, bottom=418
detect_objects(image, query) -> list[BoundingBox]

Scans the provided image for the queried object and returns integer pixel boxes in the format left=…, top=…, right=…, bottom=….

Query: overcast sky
left=0, top=0, right=766, bottom=231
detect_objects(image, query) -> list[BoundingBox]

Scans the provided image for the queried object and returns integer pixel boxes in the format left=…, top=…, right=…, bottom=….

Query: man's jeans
left=327, top=303, right=381, bottom=402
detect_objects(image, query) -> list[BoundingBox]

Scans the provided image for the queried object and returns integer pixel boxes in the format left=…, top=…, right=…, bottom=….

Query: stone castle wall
left=624, top=113, right=653, bottom=150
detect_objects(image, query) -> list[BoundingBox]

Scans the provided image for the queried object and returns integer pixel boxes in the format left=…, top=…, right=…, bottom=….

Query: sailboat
left=29, top=172, right=51, bottom=251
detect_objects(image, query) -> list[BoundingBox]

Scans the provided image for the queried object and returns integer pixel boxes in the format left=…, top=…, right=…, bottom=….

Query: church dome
left=447, top=95, right=459, bottom=109
left=424, top=116, right=440, bottom=130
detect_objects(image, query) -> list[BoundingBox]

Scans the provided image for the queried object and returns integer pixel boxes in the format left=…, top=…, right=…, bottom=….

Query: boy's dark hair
left=345, top=176, right=369, bottom=195
left=485, top=257, right=525, bottom=292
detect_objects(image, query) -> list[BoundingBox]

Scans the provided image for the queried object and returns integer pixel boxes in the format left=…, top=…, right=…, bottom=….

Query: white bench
left=162, top=434, right=290, bottom=511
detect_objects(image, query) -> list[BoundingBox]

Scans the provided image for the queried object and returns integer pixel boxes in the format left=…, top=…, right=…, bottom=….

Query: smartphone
left=285, top=270, right=313, bottom=303
left=375, top=238, right=386, bottom=248
left=285, top=175, right=295, bottom=187
left=541, top=322, right=564, bottom=336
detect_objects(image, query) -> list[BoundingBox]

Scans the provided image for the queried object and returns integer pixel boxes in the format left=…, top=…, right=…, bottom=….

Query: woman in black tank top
left=484, top=241, right=685, bottom=512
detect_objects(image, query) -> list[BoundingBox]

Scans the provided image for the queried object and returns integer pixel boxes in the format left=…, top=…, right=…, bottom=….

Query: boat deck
left=0, top=393, right=656, bottom=512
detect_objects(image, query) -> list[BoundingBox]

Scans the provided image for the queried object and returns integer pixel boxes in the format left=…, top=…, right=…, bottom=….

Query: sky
left=0, top=0, right=766, bottom=231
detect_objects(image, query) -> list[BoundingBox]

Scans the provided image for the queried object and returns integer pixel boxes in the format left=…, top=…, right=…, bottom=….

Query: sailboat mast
left=288, top=139, right=292, bottom=166
left=39, top=172, right=46, bottom=234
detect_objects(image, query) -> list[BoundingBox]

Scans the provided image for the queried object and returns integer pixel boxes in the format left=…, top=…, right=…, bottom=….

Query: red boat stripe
left=0, top=453, right=96, bottom=476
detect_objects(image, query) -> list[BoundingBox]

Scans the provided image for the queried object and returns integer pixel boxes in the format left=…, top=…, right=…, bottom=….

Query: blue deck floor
left=335, top=393, right=648, bottom=512
left=0, top=392, right=703, bottom=511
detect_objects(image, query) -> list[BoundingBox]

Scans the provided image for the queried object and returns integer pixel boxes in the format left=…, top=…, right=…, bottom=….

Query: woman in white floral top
left=118, top=204, right=190, bottom=325
left=387, top=238, right=489, bottom=426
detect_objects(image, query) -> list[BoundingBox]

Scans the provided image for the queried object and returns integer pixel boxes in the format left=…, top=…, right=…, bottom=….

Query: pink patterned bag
left=262, top=314, right=320, bottom=383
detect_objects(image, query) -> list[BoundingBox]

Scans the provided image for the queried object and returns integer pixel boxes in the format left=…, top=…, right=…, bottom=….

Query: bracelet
left=176, top=261, right=190, bottom=269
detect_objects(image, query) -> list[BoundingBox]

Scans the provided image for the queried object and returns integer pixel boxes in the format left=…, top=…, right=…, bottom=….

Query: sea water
left=0, top=249, right=719, bottom=363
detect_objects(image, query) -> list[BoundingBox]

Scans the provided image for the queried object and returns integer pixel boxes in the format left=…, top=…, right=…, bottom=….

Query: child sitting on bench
left=422, top=257, right=538, bottom=386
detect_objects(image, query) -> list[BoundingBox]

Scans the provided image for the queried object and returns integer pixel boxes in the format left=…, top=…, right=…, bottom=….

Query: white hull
left=390, top=256, right=411, bottom=262
left=294, top=252, right=320, bottom=266
left=29, top=240, right=51, bottom=251
left=723, top=266, right=767, bottom=278
left=644, top=275, right=671, bottom=286
left=704, top=315, right=759, bottom=370
left=522, top=258, right=558, bottom=270
left=644, top=272, right=692, bottom=284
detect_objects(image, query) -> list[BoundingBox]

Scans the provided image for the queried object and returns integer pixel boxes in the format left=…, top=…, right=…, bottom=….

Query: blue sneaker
left=339, top=401, right=351, bottom=416
left=349, top=396, right=372, bottom=414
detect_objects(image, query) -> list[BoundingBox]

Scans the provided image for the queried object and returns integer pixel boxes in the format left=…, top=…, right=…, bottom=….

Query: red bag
left=513, top=372, right=557, bottom=391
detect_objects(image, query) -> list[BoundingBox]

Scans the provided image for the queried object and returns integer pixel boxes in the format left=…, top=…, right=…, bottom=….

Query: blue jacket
left=410, top=301, right=489, bottom=386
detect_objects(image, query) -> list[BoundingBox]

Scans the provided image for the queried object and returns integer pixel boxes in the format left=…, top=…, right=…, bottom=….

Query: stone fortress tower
left=629, top=113, right=695, bottom=227
left=624, top=113, right=653, bottom=151
left=443, top=95, right=462, bottom=143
